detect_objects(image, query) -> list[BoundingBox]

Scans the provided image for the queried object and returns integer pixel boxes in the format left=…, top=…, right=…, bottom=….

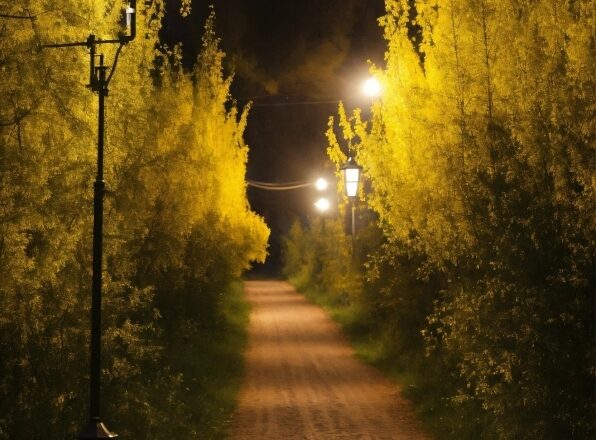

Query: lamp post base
left=76, top=418, right=118, bottom=439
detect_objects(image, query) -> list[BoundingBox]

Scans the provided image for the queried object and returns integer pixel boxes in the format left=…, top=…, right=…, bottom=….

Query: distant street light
left=315, top=177, right=328, bottom=191
left=42, top=3, right=137, bottom=439
left=363, top=77, right=382, bottom=98
left=341, top=157, right=362, bottom=237
left=247, top=177, right=332, bottom=212
left=314, top=197, right=331, bottom=212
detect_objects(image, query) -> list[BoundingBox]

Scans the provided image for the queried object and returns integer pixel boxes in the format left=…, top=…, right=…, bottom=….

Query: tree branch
left=0, top=107, right=35, bottom=127
left=0, top=13, right=36, bottom=19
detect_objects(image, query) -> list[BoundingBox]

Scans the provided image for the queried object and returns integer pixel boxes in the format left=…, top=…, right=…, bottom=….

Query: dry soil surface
left=229, top=280, right=430, bottom=440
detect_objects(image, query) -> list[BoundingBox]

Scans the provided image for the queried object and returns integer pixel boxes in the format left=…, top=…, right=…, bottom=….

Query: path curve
left=229, top=280, right=430, bottom=440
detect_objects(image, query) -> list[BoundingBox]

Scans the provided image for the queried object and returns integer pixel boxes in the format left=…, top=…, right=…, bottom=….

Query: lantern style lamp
left=341, top=157, right=362, bottom=238
left=341, top=157, right=362, bottom=199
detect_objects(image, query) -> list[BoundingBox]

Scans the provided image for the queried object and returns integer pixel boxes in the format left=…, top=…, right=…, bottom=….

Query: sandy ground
left=229, top=280, right=430, bottom=440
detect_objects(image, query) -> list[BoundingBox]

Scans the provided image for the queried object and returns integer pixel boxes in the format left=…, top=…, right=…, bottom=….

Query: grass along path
left=161, top=281, right=250, bottom=439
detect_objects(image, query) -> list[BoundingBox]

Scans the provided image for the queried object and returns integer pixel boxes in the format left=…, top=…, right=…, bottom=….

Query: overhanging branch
left=0, top=107, right=35, bottom=126
left=0, top=13, right=36, bottom=19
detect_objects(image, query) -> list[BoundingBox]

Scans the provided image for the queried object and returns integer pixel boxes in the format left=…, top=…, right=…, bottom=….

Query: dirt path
left=229, top=280, right=430, bottom=440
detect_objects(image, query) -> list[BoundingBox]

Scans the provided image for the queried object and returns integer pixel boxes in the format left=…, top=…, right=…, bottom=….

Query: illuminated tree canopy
left=285, top=0, right=594, bottom=437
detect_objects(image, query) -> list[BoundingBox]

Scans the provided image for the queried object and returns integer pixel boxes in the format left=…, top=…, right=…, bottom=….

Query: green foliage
left=290, top=0, right=594, bottom=438
left=0, top=3, right=267, bottom=438
left=282, top=217, right=361, bottom=305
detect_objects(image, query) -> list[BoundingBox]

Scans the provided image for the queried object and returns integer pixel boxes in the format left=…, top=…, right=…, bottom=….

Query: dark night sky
left=161, top=0, right=386, bottom=273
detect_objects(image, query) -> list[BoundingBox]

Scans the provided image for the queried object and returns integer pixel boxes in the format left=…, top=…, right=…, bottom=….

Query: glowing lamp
left=314, top=198, right=330, bottom=212
left=363, top=77, right=382, bottom=98
left=315, top=177, right=328, bottom=191
left=341, top=157, right=362, bottom=198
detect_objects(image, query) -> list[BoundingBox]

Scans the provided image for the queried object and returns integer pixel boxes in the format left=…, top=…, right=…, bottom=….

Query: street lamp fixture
left=341, top=157, right=362, bottom=238
left=363, top=77, right=382, bottom=98
left=125, top=5, right=136, bottom=28
left=341, top=157, right=362, bottom=199
left=314, top=197, right=331, bottom=212
left=41, top=3, right=137, bottom=439
left=315, top=177, right=328, bottom=191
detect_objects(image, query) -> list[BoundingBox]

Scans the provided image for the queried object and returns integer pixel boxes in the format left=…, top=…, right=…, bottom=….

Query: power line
left=247, top=179, right=313, bottom=190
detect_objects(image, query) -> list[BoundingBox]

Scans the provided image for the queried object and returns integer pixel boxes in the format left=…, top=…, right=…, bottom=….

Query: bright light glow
left=345, top=168, right=360, bottom=183
left=363, top=77, right=382, bottom=98
left=341, top=157, right=362, bottom=198
left=346, top=182, right=358, bottom=197
left=315, top=178, right=328, bottom=191
left=314, top=197, right=330, bottom=212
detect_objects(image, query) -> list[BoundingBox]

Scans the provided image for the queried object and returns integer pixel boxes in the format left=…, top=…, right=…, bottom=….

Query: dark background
left=161, top=0, right=386, bottom=274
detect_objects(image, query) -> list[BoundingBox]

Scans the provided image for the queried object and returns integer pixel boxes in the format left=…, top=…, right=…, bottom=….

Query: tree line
left=0, top=1, right=268, bottom=438
left=283, top=0, right=594, bottom=438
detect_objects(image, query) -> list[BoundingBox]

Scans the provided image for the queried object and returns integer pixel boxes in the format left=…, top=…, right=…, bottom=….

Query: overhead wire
left=246, top=179, right=314, bottom=190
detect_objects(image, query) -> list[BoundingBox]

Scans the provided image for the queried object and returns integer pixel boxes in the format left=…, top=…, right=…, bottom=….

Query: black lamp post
left=42, top=3, right=137, bottom=438
left=341, top=156, right=362, bottom=238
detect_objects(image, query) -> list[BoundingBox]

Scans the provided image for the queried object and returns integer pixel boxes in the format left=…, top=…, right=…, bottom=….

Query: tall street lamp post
left=42, top=3, right=137, bottom=438
left=341, top=157, right=362, bottom=242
